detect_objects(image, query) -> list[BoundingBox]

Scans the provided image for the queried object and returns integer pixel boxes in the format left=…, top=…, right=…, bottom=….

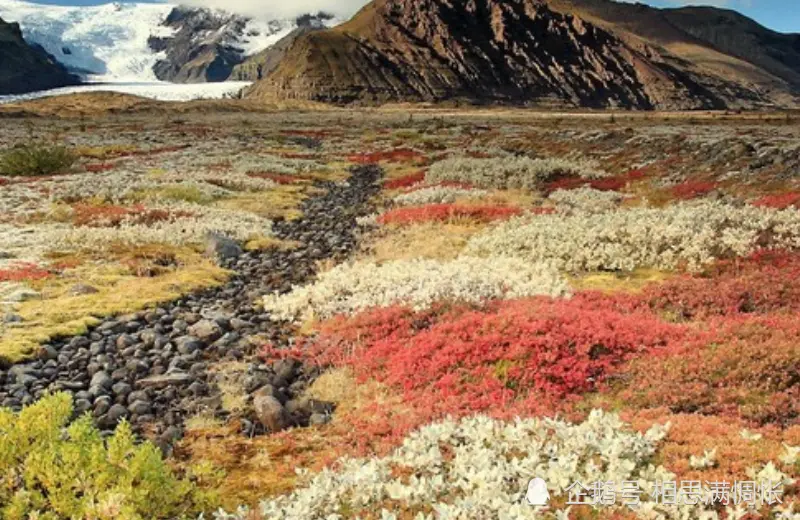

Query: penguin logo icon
left=526, top=477, right=550, bottom=506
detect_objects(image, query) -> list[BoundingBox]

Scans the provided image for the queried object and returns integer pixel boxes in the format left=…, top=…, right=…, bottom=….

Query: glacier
left=0, top=0, right=316, bottom=102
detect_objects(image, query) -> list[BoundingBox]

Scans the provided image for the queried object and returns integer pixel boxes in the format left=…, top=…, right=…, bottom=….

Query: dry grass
left=568, top=268, right=674, bottom=293
left=359, top=221, right=485, bottom=262
left=0, top=245, right=229, bottom=363
left=215, top=185, right=324, bottom=221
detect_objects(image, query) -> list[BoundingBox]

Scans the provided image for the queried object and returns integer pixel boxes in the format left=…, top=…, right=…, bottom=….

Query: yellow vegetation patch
left=215, top=184, right=323, bottom=221
left=360, top=221, right=486, bottom=262
left=0, top=246, right=229, bottom=363
left=568, top=268, right=674, bottom=293
left=73, top=144, right=138, bottom=159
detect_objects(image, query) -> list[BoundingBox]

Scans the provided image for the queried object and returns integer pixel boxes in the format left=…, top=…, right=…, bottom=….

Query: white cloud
left=177, top=0, right=370, bottom=19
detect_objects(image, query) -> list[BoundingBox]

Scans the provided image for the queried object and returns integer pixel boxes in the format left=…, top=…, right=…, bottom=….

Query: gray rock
left=6, top=289, right=41, bottom=302
left=253, top=389, right=290, bottom=433
left=188, top=320, right=222, bottom=342
left=175, top=335, right=203, bottom=354
left=68, top=283, right=99, bottom=296
left=205, top=232, right=243, bottom=261
left=90, top=371, right=112, bottom=389
left=112, top=382, right=132, bottom=396
left=2, top=313, right=22, bottom=324
left=107, top=404, right=129, bottom=423
left=137, top=372, right=193, bottom=389
left=309, top=413, right=330, bottom=426
left=128, top=400, right=152, bottom=415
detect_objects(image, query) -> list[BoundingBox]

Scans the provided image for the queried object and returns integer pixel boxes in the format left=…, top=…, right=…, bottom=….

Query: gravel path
left=0, top=164, right=382, bottom=443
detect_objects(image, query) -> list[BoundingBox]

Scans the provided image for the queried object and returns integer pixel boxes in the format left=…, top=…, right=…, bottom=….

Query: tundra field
left=0, top=102, right=799, bottom=519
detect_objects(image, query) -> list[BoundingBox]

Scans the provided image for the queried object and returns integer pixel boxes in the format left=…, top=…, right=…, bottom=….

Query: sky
left=22, top=0, right=800, bottom=34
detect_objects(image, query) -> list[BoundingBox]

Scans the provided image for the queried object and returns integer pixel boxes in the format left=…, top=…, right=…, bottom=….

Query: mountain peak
left=242, top=0, right=799, bottom=109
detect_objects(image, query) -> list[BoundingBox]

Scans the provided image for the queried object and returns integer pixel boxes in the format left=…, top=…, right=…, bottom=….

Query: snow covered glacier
left=0, top=0, right=313, bottom=101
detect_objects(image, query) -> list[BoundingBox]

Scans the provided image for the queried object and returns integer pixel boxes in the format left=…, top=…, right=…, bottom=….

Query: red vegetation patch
left=383, top=171, right=425, bottom=189
left=0, top=262, right=52, bottom=282
left=641, top=250, right=800, bottom=319
left=377, top=203, right=522, bottom=225
left=621, top=316, right=800, bottom=426
left=752, top=192, right=800, bottom=209
left=544, top=168, right=646, bottom=194
left=279, top=298, right=687, bottom=421
left=71, top=203, right=189, bottom=228
left=670, top=180, right=719, bottom=200
left=348, top=148, right=425, bottom=165
left=84, top=163, right=115, bottom=173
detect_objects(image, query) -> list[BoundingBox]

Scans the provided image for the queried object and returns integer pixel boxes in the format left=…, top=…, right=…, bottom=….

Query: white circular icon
left=526, top=477, right=550, bottom=506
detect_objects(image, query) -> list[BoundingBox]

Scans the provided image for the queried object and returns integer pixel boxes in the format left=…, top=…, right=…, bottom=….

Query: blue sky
left=24, top=0, right=800, bottom=34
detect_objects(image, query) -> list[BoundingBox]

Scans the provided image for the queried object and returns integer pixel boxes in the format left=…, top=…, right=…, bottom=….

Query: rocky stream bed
left=0, top=164, right=382, bottom=449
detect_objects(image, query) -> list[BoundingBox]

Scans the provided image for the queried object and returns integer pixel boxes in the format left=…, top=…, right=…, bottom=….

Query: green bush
left=0, top=393, right=220, bottom=519
left=0, top=145, right=76, bottom=177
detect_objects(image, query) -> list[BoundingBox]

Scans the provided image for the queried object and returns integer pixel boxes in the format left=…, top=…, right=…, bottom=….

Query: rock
left=128, top=400, right=152, bottom=415
left=309, top=413, right=330, bottom=425
left=243, top=373, right=272, bottom=393
left=68, top=283, right=99, bottom=296
left=112, top=382, right=132, bottom=396
left=187, top=320, right=222, bottom=342
left=205, top=232, right=243, bottom=261
left=107, top=404, right=129, bottom=423
left=2, top=313, right=22, bottom=324
left=175, top=335, right=203, bottom=355
left=137, top=372, right=193, bottom=389
left=252, top=389, right=289, bottom=433
left=6, top=289, right=40, bottom=302
left=90, top=371, right=112, bottom=389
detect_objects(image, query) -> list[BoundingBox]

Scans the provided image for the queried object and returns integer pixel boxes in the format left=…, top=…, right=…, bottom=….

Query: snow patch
left=0, top=82, right=252, bottom=104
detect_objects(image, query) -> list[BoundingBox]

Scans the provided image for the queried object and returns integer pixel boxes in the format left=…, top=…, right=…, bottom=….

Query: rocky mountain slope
left=0, top=16, right=77, bottom=95
left=230, top=14, right=334, bottom=82
left=148, top=7, right=299, bottom=83
left=244, top=0, right=800, bottom=109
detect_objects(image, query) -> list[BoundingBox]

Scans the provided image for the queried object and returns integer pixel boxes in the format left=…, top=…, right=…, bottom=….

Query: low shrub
left=377, top=203, right=521, bottom=225
left=643, top=250, right=800, bottom=319
left=0, top=145, right=76, bottom=177
left=0, top=262, right=51, bottom=282
left=670, top=180, right=719, bottom=200
left=0, top=393, right=220, bottom=519
left=466, top=200, right=800, bottom=272
left=291, top=297, right=685, bottom=419
left=246, top=411, right=674, bottom=520
left=391, top=185, right=489, bottom=206
left=382, top=170, right=425, bottom=189
left=621, top=316, right=800, bottom=426
left=548, top=187, right=625, bottom=214
left=753, top=192, right=800, bottom=209
left=427, top=156, right=603, bottom=190
left=262, top=257, right=570, bottom=322
left=544, top=168, right=644, bottom=194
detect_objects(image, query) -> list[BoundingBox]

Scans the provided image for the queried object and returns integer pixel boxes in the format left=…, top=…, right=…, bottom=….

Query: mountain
left=230, top=14, right=334, bottom=82
left=0, top=0, right=312, bottom=84
left=0, top=16, right=78, bottom=95
left=147, top=6, right=298, bottom=83
left=244, top=0, right=800, bottom=109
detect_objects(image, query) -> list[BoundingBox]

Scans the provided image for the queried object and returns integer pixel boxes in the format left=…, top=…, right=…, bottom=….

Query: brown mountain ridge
left=243, top=0, right=800, bottom=109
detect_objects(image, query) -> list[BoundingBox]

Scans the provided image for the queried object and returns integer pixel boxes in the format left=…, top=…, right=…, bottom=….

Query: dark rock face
left=148, top=6, right=295, bottom=83
left=244, top=0, right=797, bottom=109
left=0, top=16, right=79, bottom=95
